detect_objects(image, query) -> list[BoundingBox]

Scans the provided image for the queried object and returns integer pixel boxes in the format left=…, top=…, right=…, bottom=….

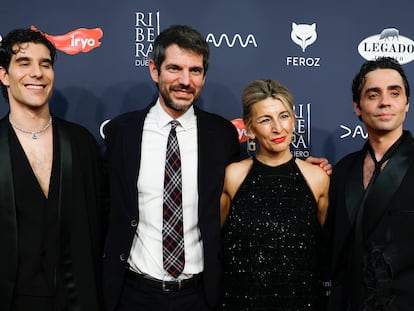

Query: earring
left=247, top=137, right=256, bottom=152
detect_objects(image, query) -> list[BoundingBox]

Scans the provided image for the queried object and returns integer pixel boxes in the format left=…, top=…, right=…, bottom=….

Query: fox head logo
left=291, top=22, right=317, bottom=52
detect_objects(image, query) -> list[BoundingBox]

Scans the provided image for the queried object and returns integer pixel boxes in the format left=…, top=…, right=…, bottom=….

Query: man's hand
left=306, top=156, right=332, bottom=176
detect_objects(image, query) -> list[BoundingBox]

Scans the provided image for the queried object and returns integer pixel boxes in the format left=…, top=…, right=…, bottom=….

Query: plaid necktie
left=162, top=120, right=185, bottom=278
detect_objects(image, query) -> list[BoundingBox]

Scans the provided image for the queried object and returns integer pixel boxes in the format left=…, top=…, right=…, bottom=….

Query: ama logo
left=31, top=25, right=103, bottom=55
left=291, top=22, right=317, bottom=52
left=205, top=33, right=257, bottom=48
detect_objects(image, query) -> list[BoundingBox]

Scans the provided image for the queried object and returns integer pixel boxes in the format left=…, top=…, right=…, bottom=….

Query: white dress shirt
left=128, top=99, right=203, bottom=280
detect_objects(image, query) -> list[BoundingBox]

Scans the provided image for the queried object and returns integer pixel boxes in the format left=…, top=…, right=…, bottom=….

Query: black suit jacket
left=102, top=102, right=240, bottom=310
left=326, top=131, right=414, bottom=310
left=0, top=116, right=108, bottom=311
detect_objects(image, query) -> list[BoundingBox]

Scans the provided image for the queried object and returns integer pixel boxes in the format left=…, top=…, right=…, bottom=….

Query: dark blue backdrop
left=1, top=0, right=414, bottom=164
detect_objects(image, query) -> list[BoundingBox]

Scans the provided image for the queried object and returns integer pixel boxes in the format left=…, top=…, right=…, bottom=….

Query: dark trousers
left=12, top=295, right=61, bottom=311
left=116, top=271, right=213, bottom=311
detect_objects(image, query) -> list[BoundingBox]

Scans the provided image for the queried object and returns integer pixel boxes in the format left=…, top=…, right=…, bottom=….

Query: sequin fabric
left=221, top=157, right=325, bottom=311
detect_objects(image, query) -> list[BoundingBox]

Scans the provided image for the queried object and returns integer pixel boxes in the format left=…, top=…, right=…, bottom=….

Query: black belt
left=126, top=269, right=202, bottom=292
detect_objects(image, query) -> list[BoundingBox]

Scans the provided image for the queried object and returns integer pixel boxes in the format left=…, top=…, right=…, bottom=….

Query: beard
left=160, top=83, right=199, bottom=112
left=165, top=99, right=192, bottom=111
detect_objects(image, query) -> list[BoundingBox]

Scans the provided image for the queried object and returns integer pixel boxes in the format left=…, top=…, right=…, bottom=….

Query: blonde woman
left=220, top=79, right=329, bottom=310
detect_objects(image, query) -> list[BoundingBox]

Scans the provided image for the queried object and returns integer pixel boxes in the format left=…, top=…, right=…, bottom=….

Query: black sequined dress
left=221, top=156, right=325, bottom=311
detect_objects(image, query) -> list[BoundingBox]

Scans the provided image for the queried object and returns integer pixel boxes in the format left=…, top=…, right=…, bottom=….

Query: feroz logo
left=291, top=22, right=317, bottom=52
left=286, top=22, right=321, bottom=67
left=31, top=26, right=103, bottom=55
left=206, top=33, right=257, bottom=48
left=135, top=11, right=160, bottom=67
left=358, top=28, right=414, bottom=64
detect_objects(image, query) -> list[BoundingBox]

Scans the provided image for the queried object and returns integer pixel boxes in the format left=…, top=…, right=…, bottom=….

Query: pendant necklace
left=9, top=115, right=53, bottom=139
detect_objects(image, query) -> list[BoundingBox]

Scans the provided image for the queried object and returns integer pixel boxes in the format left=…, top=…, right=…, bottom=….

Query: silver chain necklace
left=9, top=115, right=53, bottom=139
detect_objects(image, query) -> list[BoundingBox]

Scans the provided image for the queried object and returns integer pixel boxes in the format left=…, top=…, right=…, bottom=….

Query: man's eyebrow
left=387, top=85, right=403, bottom=90
left=165, top=63, right=180, bottom=67
left=15, top=56, right=31, bottom=62
left=364, top=87, right=381, bottom=94
left=15, top=56, right=53, bottom=64
left=364, top=85, right=403, bottom=94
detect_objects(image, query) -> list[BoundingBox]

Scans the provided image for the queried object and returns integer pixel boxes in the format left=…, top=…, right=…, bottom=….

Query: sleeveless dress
left=221, top=156, right=325, bottom=311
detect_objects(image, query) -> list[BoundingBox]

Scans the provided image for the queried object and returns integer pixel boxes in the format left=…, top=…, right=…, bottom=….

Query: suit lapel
left=330, top=149, right=366, bottom=272
left=122, top=120, right=142, bottom=200
left=122, top=104, right=154, bottom=210
left=56, top=120, right=83, bottom=309
left=345, top=148, right=366, bottom=224
left=195, top=109, right=206, bottom=216
left=0, top=117, right=17, bottom=254
left=363, top=134, right=414, bottom=239
left=57, top=120, right=73, bottom=212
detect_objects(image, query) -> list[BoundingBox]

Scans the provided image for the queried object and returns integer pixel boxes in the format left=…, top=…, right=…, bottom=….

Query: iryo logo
left=231, top=118, right=248, bottom=142
left=31, top=25, right=103, bottom=55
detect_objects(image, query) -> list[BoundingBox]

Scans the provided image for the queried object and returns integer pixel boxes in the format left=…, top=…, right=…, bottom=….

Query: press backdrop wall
left=1, top=0, right=413, bottom=164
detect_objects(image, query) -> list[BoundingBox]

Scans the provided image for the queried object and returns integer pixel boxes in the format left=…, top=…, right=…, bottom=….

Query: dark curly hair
left=0, top=28, right=56, bottom=101
left=352, top=57, right=410, bottom=107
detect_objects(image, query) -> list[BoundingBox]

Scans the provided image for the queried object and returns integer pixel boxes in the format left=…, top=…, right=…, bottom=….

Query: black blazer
left=0, top=116, right=107, bottom=311
left=326, top=132, right=414, bottom=310
left=102, top=102, right=240, bottom=310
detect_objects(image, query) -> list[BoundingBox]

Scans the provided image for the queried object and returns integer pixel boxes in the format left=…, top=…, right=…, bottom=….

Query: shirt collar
left=155, top=98, right=196, bottom=131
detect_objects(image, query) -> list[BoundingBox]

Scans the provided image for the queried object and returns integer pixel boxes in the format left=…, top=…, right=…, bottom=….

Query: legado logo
left=206, top=33, right=257, bottom=48
left=31, top=25, right=103, bottom=55
left=358, top=28, right=414, bottom=64
left=286, top=22, right=320, bottom=67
